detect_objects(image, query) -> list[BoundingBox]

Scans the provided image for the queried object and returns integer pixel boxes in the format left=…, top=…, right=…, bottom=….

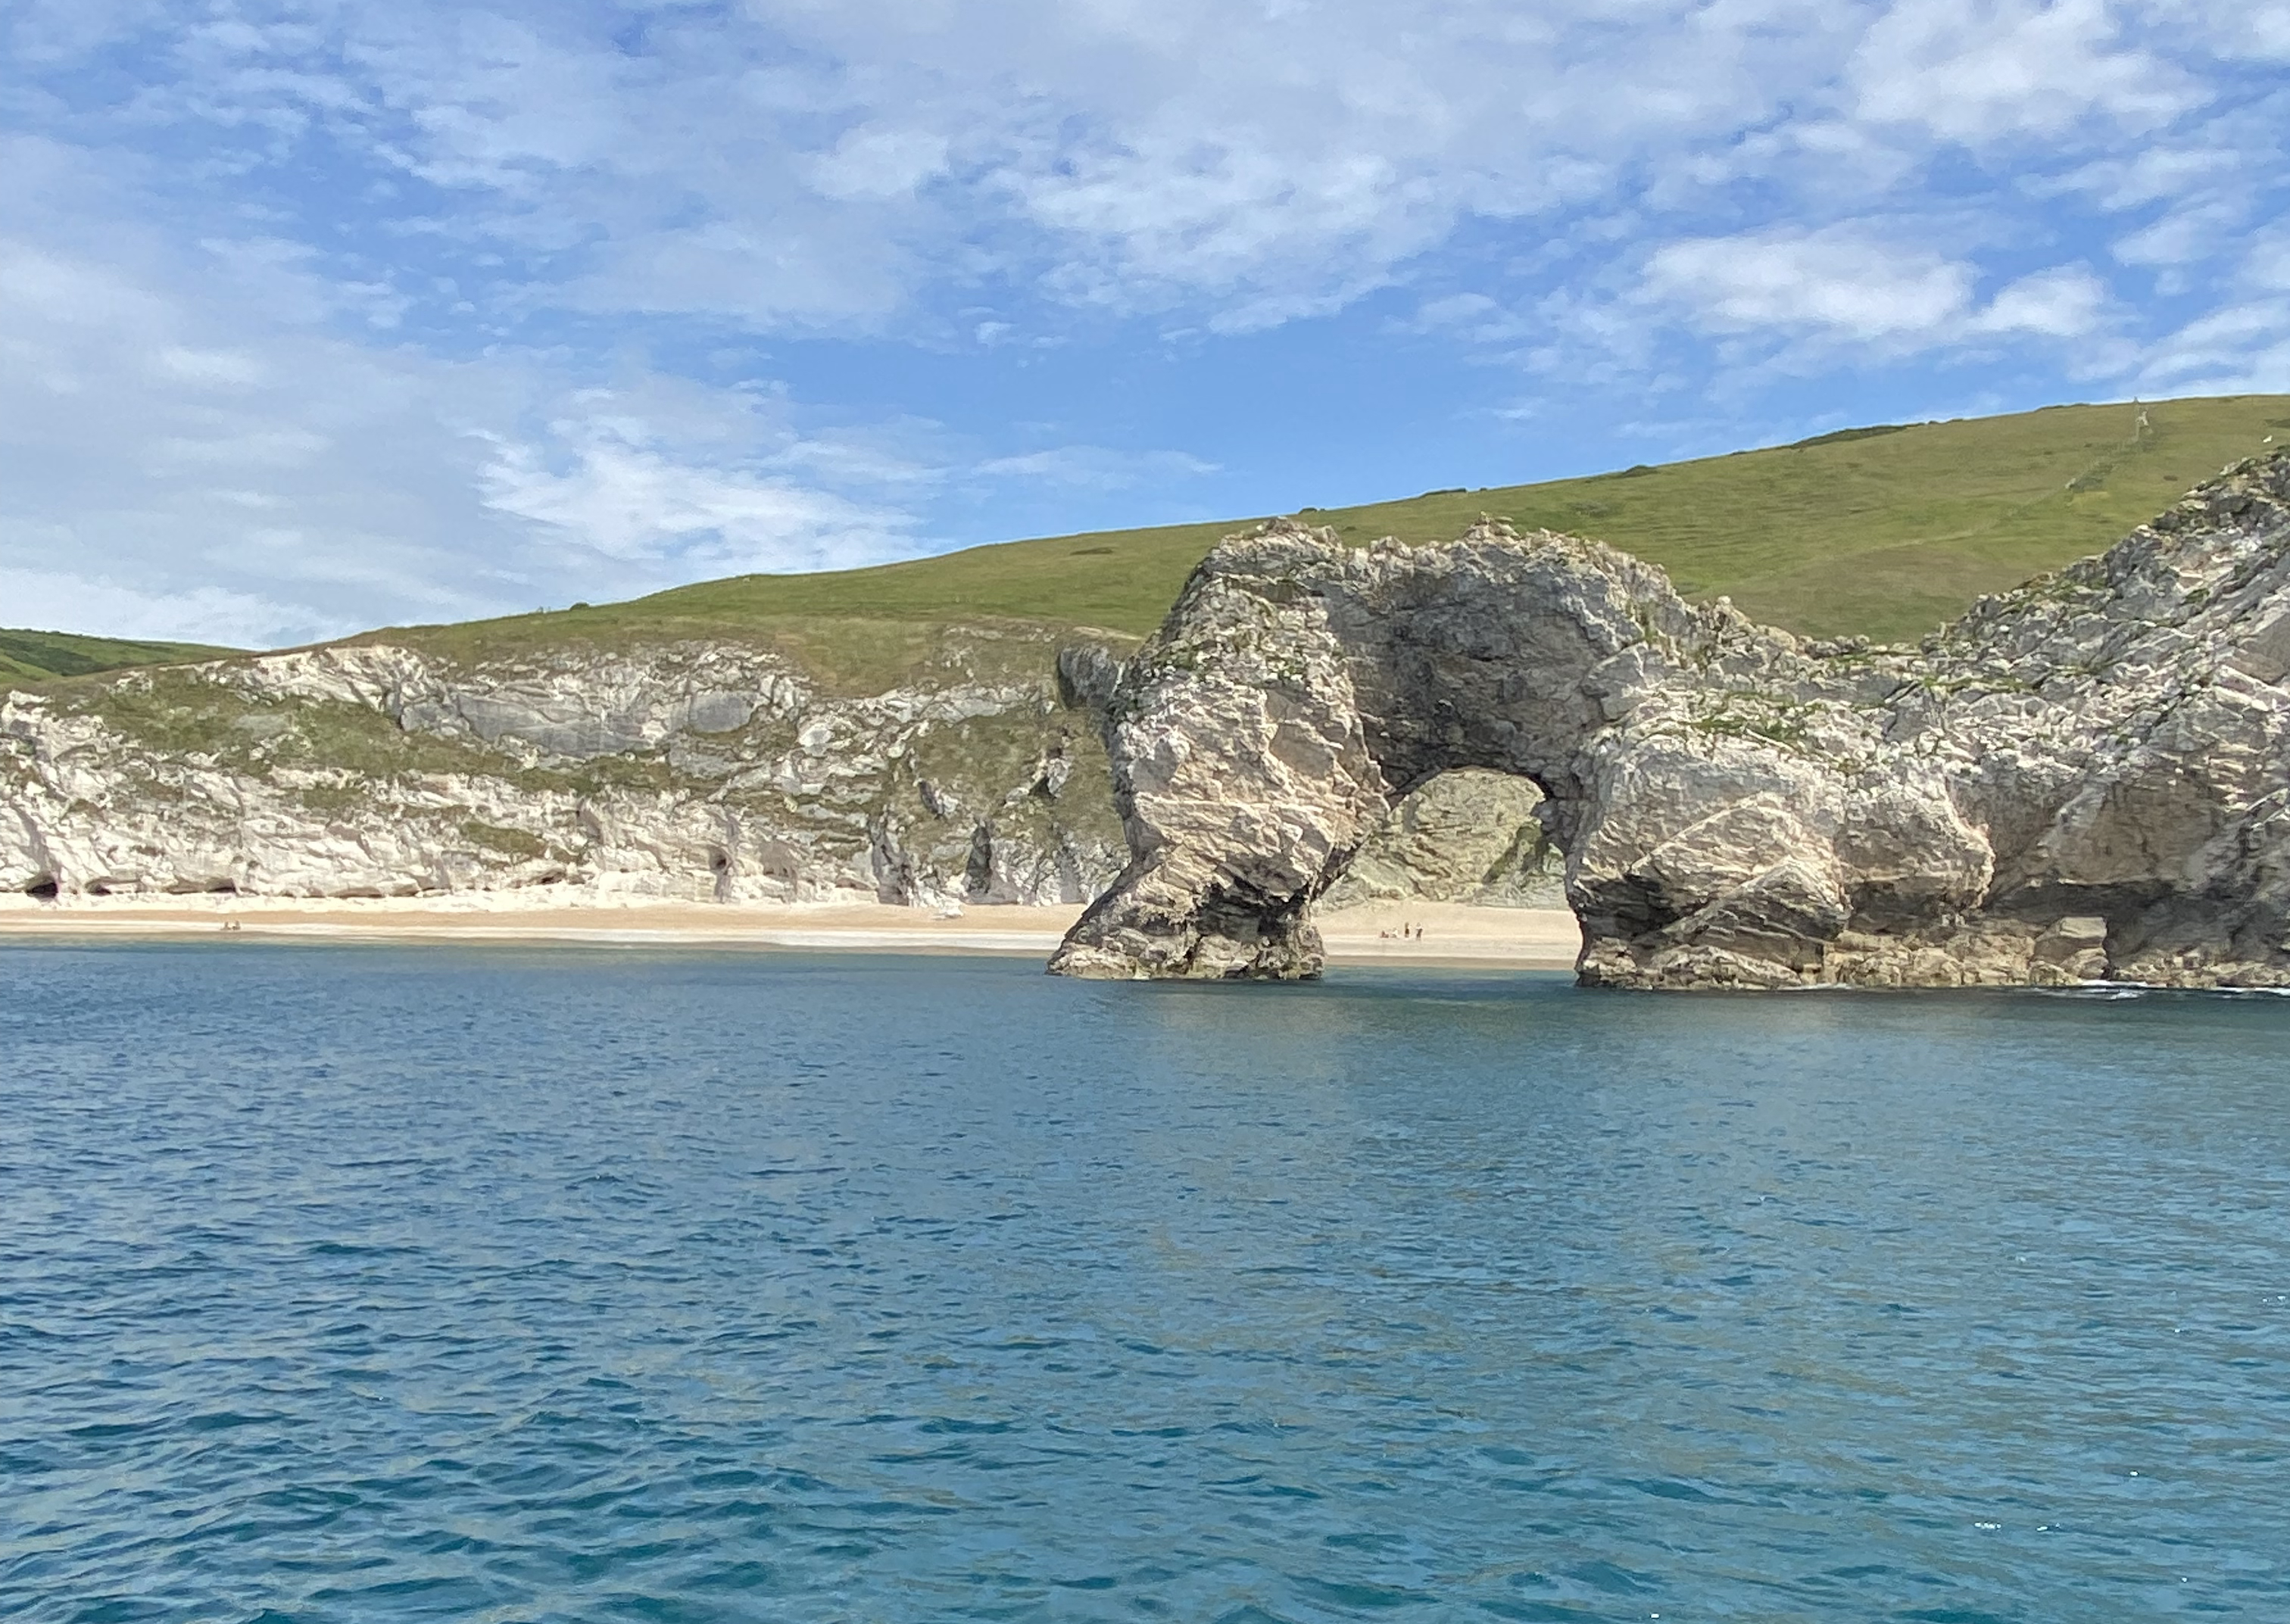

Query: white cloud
left=2132, top=220, right=2290, bottom=391
left=477, top=409, right=919, bottom=576
left=9, top=0, right=2279, bottom=352
left=1850, top=0, right=2200, bottom=143
left=2112, top=201, right=2245, bottom=269
left=0, top=565, right=300, bottom=648
left=2151, top=0, right=2290, bottom=62
left=17, top=0, right=2277, bottom=359
left=0, top=136, right=941, bottom=645
left=1970, top=265, right=2111, bottom=336
left=18, top=0, right=1860, bottom=332
left=2137, top=296, right=2290, bottom=394
left=2246, top=229, right=2290, bottom=292
left=1643, top=229, right=1976, bottom=341
left=154, top=344, right=267, bottom=387
left=806, top=126, right=951, bottom=201
left=562, top=219, right=911, bottom=328
left=2251, top=3, right=2290, bottom=56
left=1635, top=230, right=2116, bottom=369
left=935, top=0, right=1853, bottom=325
left=2060, top=142, right=2244, bottom=210
left=972, top=446, right=1218, bottom=490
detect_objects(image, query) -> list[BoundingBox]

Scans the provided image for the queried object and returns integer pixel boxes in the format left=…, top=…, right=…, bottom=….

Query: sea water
left=2, top=943, right=2285, bottom=1622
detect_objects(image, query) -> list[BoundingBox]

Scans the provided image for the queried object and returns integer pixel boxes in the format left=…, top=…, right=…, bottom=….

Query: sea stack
left=1050, top=449, right=2290, bottom=989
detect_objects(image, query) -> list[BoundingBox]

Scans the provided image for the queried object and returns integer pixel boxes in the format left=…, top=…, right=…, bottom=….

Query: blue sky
left=4, top=0, right=2287, bottom=647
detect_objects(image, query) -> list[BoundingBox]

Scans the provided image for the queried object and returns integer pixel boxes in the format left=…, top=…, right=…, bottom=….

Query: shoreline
left=0, top=896, right=1583, bottom=970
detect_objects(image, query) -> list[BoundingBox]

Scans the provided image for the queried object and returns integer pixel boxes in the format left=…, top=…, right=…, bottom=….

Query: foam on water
left=3, top=943, right=2287, bottom=1620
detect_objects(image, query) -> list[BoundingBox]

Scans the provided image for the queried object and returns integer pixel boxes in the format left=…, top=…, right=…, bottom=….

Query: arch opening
left=1321, top=768, right=1565, bottom=912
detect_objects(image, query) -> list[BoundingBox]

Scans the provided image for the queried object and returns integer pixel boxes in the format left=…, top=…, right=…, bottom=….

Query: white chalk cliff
left=2, top=630, right=1126, bottom=909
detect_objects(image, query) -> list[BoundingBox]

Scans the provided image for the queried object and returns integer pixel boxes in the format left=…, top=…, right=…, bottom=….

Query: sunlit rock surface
left=2, top=635, right=1125, bottom=910
left=1053, top=450, right=2290, bottom=988
left=1321, top=770, right=1562, bottom=910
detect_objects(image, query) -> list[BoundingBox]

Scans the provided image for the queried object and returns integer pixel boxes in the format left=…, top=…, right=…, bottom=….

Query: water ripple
left=2, top=945, right=2287, bottom=1620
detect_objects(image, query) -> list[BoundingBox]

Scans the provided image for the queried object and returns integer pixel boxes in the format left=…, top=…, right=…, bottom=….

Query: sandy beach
left=0, top=893, right=1582, bottom=970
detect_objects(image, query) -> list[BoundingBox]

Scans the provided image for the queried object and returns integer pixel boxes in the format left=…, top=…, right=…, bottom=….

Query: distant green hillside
left=1, top=628, right=241, bottom=688
left=17, top=394, right=2288, bottom=700
left=375, top=394, right=2288, bottom=672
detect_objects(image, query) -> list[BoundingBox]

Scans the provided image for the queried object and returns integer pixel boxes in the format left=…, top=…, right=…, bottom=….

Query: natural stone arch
left=1051, top=455, right=2290, bottom=989
left=1049, top=518, right=1732, bottom=980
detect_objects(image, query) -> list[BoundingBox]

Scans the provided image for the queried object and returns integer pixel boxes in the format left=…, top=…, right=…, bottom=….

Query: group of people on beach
left=1377, top=921, right=1426, bottom=940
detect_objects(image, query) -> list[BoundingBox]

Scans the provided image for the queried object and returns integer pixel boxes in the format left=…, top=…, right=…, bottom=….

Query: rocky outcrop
left=1053, top=450, right=2290, bottom=988
left=2, top=631, right=1126, bottom=909
left=1321, top=769, right=1562, bottom=909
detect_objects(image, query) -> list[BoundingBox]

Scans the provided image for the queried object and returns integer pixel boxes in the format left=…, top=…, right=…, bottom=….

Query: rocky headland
left=1053, top=450, right=2290, bottom=989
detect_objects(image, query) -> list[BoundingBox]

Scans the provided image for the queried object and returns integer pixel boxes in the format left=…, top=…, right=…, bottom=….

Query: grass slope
left=1403, top=395, right=2290, bottom=641
left=377, top=394, right=2289, bottom=671
left=1, top=628, right=241, bottom=687
left=16, top=394, right=2286, bottom=700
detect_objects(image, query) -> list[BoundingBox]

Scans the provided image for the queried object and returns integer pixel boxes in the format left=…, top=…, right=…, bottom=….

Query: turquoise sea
left=3, top=943, right=2286, bottom=1621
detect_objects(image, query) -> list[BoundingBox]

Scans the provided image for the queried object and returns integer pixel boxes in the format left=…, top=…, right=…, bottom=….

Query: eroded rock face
left=2, top=634, right=1125, bottom=909
left=1052, top=450, right=2290, bottom=988
left=1321, top=770, right=1562, bottom=909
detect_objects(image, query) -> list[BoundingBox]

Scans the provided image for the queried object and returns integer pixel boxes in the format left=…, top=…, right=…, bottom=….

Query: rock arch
left=1051, top=450, right=2290, bottom=989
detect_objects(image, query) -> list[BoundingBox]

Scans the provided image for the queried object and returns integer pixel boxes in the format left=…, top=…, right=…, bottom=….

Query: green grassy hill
left=376, top=394, right=2289, bottom=678
left=0, top=628, right=241, bottom=687
left=14, top=394, right=2288, bottom=699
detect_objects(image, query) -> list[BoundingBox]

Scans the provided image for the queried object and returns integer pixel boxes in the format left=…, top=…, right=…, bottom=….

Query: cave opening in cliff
left=23, top=875, right=59, bottom=899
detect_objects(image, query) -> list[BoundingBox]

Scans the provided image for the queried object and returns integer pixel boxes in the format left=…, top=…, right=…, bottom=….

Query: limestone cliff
left=2, top=629, right=1127, bottom=909
left=1053, top=450, right=2290, bottom=988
